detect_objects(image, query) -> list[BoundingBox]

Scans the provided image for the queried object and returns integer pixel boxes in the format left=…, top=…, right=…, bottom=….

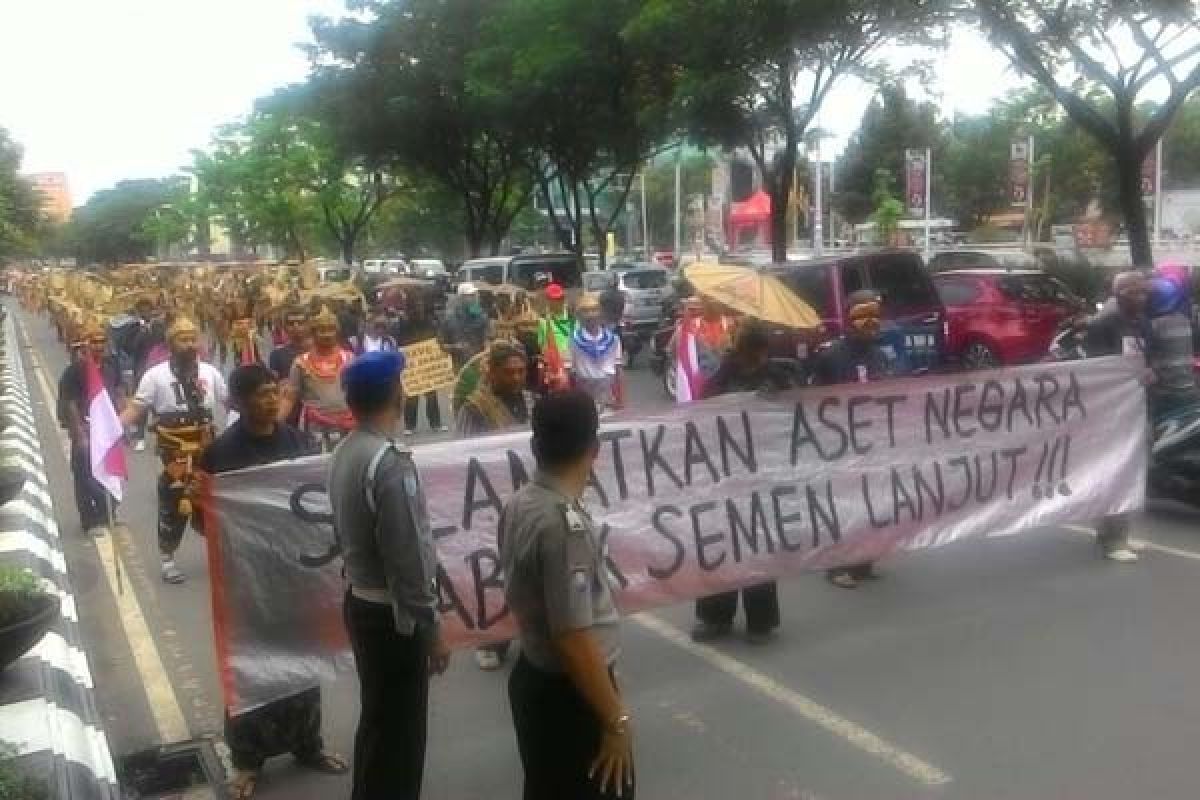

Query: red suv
left=932, top=270, right=1082, bottom=369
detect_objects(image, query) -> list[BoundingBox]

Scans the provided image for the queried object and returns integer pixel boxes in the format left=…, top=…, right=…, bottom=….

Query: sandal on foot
left=229, top=770, right=259, bottom=800
left=296, top=752, right=349, bottom=775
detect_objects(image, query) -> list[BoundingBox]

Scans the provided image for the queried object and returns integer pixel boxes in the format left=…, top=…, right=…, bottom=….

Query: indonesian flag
left=542, top=323, right=568, bottom=392
left=674, top=319, right=704, bottom=404
left=85, top=356, right=127, bottom=502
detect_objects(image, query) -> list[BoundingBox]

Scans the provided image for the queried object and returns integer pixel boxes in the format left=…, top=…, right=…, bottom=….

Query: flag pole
left=106, top=492, right=123, bottom=595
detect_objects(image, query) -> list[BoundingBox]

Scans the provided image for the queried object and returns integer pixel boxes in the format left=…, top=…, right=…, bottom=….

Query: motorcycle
left=617, top=318, right=657, bottom=369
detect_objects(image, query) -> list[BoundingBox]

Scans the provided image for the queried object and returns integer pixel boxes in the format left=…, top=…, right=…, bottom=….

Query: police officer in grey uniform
left=329, top=350, right=450, bottom=800
left=501, top=390, right=635, bottom=799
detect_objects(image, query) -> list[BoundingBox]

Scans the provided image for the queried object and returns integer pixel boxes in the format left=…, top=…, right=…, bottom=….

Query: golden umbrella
left=684, top=262, right=821, bottom=329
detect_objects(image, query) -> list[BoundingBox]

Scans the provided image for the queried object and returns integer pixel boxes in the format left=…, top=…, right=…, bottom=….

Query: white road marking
left=25, top=331, right=190, bottom=743
left=1062, top=523, right=1200, bottom=561
left=633, top=614, right=953, bottom=787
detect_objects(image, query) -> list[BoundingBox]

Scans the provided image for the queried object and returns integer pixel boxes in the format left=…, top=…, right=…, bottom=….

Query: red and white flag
left=674, top=319, right=704, bottom=404
left=85, top=356, right=127, bottom=502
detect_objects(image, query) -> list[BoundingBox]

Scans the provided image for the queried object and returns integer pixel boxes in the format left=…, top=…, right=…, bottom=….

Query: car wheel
left=663, top=362, right=678, bottom=401
left=962, top=341, right=1000, bottom=371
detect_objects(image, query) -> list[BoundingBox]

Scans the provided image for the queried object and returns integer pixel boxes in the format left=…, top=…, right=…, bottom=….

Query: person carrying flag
left=58, top=319, right=125, bottom=537
left=537, top=283, right=574, bottom=394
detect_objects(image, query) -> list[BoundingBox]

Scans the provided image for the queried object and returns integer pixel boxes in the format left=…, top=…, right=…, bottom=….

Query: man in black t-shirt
left=199, top=364, right=346, bottom=799
left=58, top=321, right=124, bottom=536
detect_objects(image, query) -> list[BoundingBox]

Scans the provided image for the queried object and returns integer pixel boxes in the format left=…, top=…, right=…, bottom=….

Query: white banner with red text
left=202, top=357, right=1147, bottom=714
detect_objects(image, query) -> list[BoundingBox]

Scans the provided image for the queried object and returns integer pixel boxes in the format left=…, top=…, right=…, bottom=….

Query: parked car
left=932, top=269, right=1082, bottom=369
left=410, top=258, right=447, bottom=279
left=457, top=253, right=583, bottom=292
left=766, top=250, right=948, bottom=372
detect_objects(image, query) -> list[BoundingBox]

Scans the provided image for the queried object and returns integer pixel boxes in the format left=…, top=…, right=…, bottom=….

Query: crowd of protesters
left=42, top=256, right=1200, bottom=800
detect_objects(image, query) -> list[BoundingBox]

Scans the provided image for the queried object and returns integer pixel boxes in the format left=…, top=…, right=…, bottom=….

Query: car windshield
left=869, top=255, right=937, bottom=309
left=999, top=274, right=1077, bottom=305
left=512, top=258, right=582, bottom=290
left=777, top=264, right=831, bottom=316
left=622, top=270, right=668, bottom=290
left=464, top=264, right=504, bottom=285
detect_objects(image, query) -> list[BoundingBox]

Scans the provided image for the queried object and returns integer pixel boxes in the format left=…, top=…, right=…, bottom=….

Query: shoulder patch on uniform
left=564, top=506, right=587, bottom=533
left=570, top=569, right=590, bottom=593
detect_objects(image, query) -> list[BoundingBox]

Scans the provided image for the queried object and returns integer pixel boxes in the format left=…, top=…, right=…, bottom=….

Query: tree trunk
left=1115, top=142, right=1153, bottom=266
left=341, top=237, right=355, bottom=265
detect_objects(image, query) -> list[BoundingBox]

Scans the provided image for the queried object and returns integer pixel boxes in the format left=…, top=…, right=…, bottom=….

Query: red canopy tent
left=727, top=190, right=772, bottom=248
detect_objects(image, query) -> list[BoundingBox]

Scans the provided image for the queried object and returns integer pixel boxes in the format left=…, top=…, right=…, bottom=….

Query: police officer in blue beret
left=328, top=350, right=450, bottom=800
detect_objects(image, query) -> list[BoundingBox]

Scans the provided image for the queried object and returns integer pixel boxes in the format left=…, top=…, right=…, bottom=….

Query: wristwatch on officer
left=609, top=711, right=632, bottom=736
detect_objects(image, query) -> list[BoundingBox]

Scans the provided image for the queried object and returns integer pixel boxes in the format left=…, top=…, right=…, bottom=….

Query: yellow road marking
left=25, top=326, right=190, bottom=742
left=634, top=614, right=953, bottom=787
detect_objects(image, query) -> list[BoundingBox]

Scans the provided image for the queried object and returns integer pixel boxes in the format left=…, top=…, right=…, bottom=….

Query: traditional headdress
left=167, top=315, right=199, bottom=341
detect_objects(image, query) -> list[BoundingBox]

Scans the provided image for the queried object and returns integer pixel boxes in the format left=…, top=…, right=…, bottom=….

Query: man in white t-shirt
left=569, top=295, right=623, bottom=411
left=121, top=316, right=227, bottom=584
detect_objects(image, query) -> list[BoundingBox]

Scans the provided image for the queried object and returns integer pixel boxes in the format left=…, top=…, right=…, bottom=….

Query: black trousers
left=404, top=392, right=442, bottom=431
left=70, top=446, right=110, bottom=531
left=343, top=591, right=429, bottom=800
left=695, top=582, right=780, bottom=633
left=157, top=472, right=190, bottom=556
left=225, top=686, right=323, bottom=770
left=509, top=655, right=634, bottom=800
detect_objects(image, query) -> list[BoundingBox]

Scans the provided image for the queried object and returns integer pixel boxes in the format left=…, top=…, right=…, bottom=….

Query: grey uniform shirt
left=328, top=427, right=439, bottom=635
left=499, top=474, right=621, bottom=672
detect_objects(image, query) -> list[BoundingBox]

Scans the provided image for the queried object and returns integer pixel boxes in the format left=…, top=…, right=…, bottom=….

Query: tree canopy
left=975, top=0, right=1200, bottom=263
left=631, top=0, right=951, bottom=262
left=0, top=127, right=44, bottom=261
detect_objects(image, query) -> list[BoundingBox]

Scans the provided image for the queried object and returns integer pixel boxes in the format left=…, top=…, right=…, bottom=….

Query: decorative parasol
left=684, top=262, right=820, bottom=330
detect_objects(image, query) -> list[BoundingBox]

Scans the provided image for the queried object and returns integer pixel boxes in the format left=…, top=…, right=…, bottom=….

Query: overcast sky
left=0, top=1, right=1020, bottom=206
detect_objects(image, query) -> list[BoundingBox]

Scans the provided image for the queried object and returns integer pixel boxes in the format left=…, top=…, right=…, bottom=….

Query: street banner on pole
left=905, top=149, right=927, bottom=217
left=1010, top=140, right=1031, bottom=207
left=203, top=358, right=1147, bottom=714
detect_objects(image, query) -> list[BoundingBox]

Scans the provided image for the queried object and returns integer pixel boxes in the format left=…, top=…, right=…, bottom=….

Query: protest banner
left=400, top=338, right=456, bottom=396
left=202, top=358, right=1147, bottom=714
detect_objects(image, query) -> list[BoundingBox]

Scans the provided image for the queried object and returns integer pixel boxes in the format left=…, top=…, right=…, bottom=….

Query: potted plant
left=0, top=567, right=60, bottom=673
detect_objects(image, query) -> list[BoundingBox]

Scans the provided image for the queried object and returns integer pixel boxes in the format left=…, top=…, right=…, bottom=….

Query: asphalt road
left=18, top=301, right=1200, bottom=800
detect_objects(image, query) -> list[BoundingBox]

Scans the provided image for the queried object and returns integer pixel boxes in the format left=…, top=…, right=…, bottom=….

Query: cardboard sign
left=401, top=338, right=456, bottom=396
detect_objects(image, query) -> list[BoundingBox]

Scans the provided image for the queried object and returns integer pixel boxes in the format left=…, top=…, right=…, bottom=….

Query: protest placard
left=400, top=338, right=456, bottom=395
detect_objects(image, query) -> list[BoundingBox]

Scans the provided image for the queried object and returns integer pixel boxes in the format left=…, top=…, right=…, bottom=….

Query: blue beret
left=341, top=350, right=407, bottom=392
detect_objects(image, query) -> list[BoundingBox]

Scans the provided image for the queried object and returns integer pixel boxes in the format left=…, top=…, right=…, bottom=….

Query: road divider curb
left=0, top=306, right=119, bottom=798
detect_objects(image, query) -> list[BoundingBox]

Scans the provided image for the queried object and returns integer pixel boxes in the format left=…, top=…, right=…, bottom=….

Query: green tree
left=975, top=0, right=1200, bottom=265
left=365, top=177, right=467, bottom=259
left=471, top=0, right=675, bottom=267
left=630, top=0, right=951, bottom=263
left=835, top=84, right=947, bottom=225
left=193, top=111, right=324, bottom=261
left=1163, top=93, right=1200, bottom=189
left=66, top=179, right=184, bottom=266
left=310, top=0, right=533, bottom=259
left=0, top=127, right=45, bottom=261
left=870, top=168, right=905, bottom=244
